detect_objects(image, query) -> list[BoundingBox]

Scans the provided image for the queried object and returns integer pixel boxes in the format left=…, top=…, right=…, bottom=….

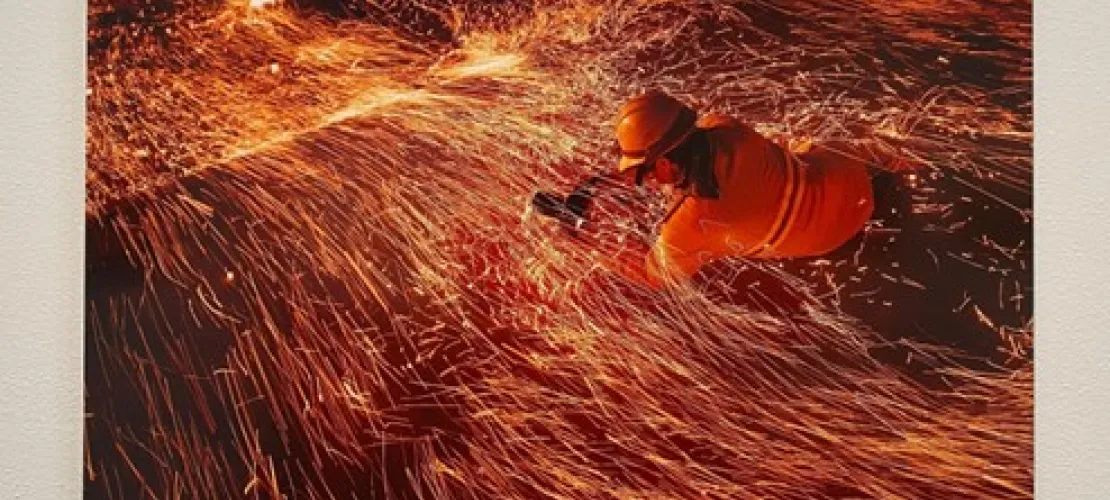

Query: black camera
left=530, top=174, right=616, bottom=228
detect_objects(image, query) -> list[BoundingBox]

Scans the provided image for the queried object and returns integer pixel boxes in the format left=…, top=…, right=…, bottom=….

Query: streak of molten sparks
left=86, top=0, right=1032, bottom=498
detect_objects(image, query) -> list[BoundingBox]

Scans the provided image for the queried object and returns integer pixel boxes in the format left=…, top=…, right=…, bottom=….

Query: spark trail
left=86, top=0, right=1032, bottom=498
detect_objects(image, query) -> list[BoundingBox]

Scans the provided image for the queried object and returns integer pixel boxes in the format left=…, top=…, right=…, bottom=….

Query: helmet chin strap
left=633, top=158, right=657, bottom=186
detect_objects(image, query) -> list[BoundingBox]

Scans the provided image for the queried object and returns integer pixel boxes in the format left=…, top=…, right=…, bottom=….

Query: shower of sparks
left=86, top=0, right=1031, bottom=498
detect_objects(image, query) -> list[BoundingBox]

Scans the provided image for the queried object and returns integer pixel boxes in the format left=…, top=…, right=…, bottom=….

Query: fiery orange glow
left=86, top=0, right=1031, bottom=498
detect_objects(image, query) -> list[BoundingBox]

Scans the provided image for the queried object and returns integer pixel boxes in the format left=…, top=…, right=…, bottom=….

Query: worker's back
left=654, top=114, right=875, bottom=278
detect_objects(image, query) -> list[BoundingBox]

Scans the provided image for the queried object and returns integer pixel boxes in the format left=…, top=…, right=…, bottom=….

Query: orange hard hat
left=614, top=91, right=698, bottom=174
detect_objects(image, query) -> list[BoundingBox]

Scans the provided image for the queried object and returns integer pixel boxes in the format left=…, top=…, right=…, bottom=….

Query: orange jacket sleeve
left=643, top=196, right=731, bottom=287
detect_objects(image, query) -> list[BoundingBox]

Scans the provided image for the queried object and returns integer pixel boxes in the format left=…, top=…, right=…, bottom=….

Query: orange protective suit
left=641, top=114, right=876, bottom=285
